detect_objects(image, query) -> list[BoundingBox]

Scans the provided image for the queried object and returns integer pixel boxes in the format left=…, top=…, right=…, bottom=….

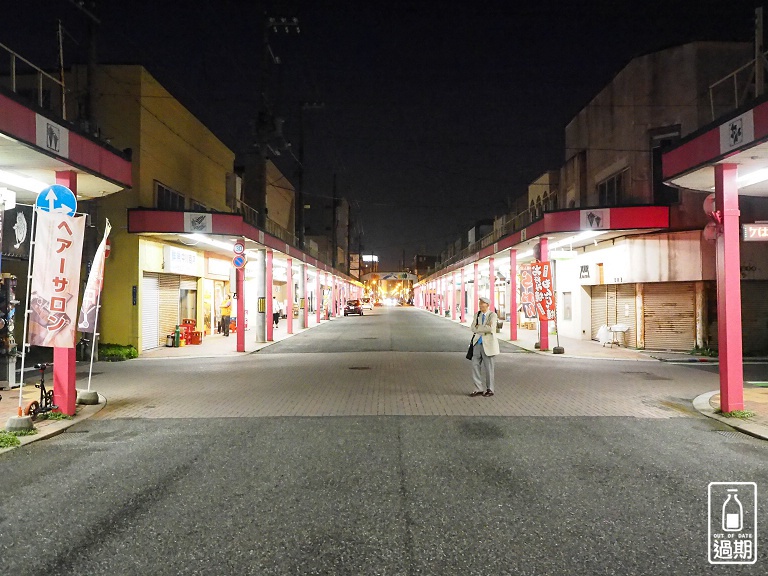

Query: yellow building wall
left=78, top=65, right=234, bottom=349
left=266, top=161, right=295, bottom=232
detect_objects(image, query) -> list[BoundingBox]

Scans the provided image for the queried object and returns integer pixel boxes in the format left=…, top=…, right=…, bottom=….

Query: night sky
left=3, top=0, right=765, bottom=269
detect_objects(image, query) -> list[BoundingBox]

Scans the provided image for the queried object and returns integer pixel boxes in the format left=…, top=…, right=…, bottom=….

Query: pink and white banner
left=78, top=219, right=111, bottom=333
left=28, top=209, right=85, bottom=347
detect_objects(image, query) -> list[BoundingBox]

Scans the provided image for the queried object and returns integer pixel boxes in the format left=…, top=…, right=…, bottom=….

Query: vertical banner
left=78, top=219, right=112, bottom=333
left=28, top=209, right=85, bottom=347
left=530, top=261, right=556, bottom=321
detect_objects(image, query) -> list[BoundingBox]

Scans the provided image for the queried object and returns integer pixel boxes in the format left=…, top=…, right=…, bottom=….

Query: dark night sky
left=3, top=0, right=765, bottom=268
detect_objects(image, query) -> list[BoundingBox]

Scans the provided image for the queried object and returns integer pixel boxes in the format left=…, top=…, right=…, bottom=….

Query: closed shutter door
left=740, top=280, right=768, bottom=354
left=180, top=276, right=198, bottom=291
left=141, top=273, right=160, bottom=351
left=159, top=274, right=181, bottom=347
left=616, top=284, right=637, bottom=348
left=591, top=285, right=607, bottom=339
left=643, top=282, right=695, bottom=350
left=607, top=285, right=617, bottom=325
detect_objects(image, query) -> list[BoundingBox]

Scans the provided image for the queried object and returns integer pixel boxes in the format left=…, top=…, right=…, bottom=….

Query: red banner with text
left=530, top=261, right=556, bottom=321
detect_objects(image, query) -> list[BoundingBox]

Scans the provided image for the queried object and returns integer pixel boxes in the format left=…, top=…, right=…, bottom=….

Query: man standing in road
left=220, top=294, right=232, bottom=337
left=469, top=296, right=499, bottom=397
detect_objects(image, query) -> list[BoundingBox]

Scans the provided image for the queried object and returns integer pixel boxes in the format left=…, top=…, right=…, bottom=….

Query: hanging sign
left=28, top=209, right=85, bottom=347
left=530, top=261, right=556, bottom=321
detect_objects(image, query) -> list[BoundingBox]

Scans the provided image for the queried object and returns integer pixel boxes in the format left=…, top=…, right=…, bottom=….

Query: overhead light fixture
left=181, top=234, right=232, bottom=251
left=737, top=167, right=768, bottom=188
left=0, top=169, right=49, bottom=193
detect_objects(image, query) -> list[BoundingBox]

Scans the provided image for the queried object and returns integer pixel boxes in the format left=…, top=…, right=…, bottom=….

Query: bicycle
left=24, top=362, right=56, bottom=418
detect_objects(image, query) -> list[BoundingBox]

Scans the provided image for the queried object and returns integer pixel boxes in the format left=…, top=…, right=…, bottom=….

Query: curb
left=0, top=393, right=107, bottom=455
left=692, top=391, right=768, bottom=441
left=649, top=355, right=718, bottom=363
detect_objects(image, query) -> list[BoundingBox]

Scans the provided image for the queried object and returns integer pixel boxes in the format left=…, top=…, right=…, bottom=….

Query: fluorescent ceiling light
left=181, top=234, right=233, bottom=251
left=737, top=167, right=768, bottom=188
left=517, top=249, right=533, bottom=258
left=550, top=230, right=607, bottom=250
left=0, top=169, right=48, bottom=193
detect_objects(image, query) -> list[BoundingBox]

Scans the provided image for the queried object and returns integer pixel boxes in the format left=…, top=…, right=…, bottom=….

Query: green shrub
left=97, top=343, right=138, bottom=362
left=0, top=431, right=21, bottom=448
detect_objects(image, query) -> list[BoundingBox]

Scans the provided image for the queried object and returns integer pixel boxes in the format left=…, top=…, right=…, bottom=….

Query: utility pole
left=331, top=173, right=338, bottom=268
left=297, top=101, right=324, bottom=250
left=757, top=7, right=765, bottom=98
left=243, top=14, right=299, bottom=229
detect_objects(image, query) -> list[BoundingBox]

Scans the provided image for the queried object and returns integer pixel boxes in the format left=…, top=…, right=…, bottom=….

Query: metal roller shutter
left=616, top=284, right=637, bottom=348
left=141, top=273, right=159, bottom=351
left=643, top=282, right=695, bottom=351
left=180, top=276, right=198, bottom=291
left=159, top=274, right=181, bottom=347
left=591, top=285, right=607, bottom=339
left=740, top=280, right=768, bottom=354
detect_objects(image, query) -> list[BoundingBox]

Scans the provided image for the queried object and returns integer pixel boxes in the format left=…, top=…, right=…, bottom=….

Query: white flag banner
left=28, top=209, right=85, bottom=347
left=78, top=219, right=111, bottom=333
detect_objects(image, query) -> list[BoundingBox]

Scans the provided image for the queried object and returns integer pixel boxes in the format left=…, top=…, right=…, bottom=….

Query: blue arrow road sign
left=36, top=184, right=77, bottom=216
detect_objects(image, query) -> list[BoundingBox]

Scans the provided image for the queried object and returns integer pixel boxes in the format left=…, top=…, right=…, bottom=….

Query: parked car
left=361, top=297, right=373, bottom=310
left=344, top=299, right=364, bottom=316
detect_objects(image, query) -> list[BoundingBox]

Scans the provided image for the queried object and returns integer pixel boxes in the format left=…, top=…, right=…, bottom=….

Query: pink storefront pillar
left=510, top=250, right=517, bottom=341
left=287, top=258, right=294, bottom=334
left=53, top=171, right=78, bottom=416
left=715, top=164, right=744, bottom=412
left=489, top=257, right=495, bottom=312
left=460, top=268, right=466, bottom=323
left=266, top=251, right=274, bottom=341
left=539, top=238, right=549, bottom=351
left=473, top=262, right=479, bottom=317
left=236, top=266, right=245, bottom=352
left=451, top=272, right=457, bottom=320
left=439, top=277, right=444, bottom=316
left=316, top=272, right=321, bottom=324
left=304, top=268, right=309, bottom=328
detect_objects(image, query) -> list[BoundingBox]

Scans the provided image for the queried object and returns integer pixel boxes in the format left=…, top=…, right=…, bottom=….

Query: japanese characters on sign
left=518, top=264, right=536, bottom=319
left=530, top=261, right=556, bottom=321
left=78, top=220, right=112, bottom=333
left=742, top=223, right=768, bottom=241
left=29, top=209, right=85, bottom=347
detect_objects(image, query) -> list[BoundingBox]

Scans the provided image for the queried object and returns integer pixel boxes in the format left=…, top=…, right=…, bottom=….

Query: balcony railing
left=0, top=41, right=66, bottom=118
left=431, top=203, right=544, bottom=275
left=709, top=49, right=768, bottom=121
left=236, top=199, right=332, bottom=267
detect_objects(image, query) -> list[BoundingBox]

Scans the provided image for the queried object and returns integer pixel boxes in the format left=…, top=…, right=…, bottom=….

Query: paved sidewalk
left=2, top=307, right=767, bottom=448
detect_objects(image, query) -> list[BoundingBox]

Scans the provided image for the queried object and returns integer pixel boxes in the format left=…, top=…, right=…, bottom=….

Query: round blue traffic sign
left=36, top=184, right=77, bottom=216
left=233, top=254, right=247, bottom=268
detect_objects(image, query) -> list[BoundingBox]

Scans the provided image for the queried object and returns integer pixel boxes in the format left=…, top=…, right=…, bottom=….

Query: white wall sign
left=580, top=209, right=610, bottom=230
left=164, top=246, right=198, bottom=275
left=35, top=114, right=69, bottom=158
left=184, top=212, right=212, bottom=233
left=720, top=110, right=755, bottom=154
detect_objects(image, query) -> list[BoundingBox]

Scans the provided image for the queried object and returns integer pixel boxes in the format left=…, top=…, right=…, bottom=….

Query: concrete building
left=417, top=41, right=768, bottom=355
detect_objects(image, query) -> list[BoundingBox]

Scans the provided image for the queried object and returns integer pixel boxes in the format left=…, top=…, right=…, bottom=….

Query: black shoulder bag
left=465, top=312, right=481, bottom=360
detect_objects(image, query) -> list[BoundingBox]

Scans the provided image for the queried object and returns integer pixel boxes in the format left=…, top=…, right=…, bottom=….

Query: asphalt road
left=0, top=307, right=766, bottom=575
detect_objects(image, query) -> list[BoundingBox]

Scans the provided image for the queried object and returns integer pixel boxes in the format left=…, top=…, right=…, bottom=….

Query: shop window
left=156, top=181, right=185, bottom=210
left=597, top=169, right=628, bottom=206
left=562, top=292, right=572, bottom=321
left=651, top=128, right=681, bottom=205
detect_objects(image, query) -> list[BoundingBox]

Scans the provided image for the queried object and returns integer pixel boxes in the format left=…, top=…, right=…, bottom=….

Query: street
left=0, top=306, right=766, bottom=575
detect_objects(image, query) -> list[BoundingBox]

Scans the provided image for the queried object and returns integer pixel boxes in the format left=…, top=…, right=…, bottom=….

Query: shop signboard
left=530, top=261, right=555, bottom=321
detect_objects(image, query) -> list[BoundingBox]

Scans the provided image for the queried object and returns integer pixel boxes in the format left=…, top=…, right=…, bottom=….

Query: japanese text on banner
left=530, top=261, right=556, bottom=321
left=29, top=209, right=85, bottom=347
